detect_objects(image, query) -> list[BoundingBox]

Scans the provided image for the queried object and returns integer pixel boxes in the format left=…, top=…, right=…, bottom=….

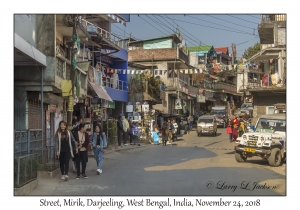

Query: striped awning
left=88, top=81, right=113, bottom=102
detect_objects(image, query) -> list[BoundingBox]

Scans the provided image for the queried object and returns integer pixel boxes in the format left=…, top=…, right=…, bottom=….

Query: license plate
left=202, top=130, right=208, bottom=133
left=244, top=147, right=255, bottom=153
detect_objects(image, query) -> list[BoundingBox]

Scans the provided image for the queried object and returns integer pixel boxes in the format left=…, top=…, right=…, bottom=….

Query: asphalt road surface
left=29, top=128, right=286, bottom=196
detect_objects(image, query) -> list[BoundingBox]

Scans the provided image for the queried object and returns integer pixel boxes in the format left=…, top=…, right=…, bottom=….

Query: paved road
left=29, top=128, right=286, bottom=196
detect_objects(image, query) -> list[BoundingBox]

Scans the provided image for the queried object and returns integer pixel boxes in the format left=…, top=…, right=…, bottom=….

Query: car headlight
left=243, top=135, right=247, bottom=140
left=261, top=137, right=264, bottom=140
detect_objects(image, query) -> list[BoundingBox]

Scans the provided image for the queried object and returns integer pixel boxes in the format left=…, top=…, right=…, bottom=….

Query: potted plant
left=107, top=120, right=118, bottom=149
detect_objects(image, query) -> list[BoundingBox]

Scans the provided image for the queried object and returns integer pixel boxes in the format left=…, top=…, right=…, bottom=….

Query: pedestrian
left=117, top=116, right=123, bottom=147
left=90, top=124, right=107, bottom=175
left=133, top=122, right=140, bottom=146
left=128, top=117, right=134, bottom=145
left=238, top=121, right=246, bottom=137
left=231, top=115, right=239, bottom=141
left=122, top=116, right=129, bottom=146
left=171, top=119, right=178, bottom=142
left=226, top=122, right=233, bottom=143
left=161, top=122, right=169, bottom=146
left=73, top=123, right=89, bottom=179
left=71, top=116, right=82, bottom=173
left=187, top=115, right=194, bottom=133
left=54, top=120, right=77, bottom=181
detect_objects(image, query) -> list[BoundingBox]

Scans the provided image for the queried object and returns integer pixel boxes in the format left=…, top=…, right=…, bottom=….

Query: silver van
left=197, top=115, right=217, bottom=136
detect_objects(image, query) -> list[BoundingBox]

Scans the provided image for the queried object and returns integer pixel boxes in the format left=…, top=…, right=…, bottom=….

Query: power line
left=247, top=14, right=261, bottom=19
left=138, top=15, right=168, bottom=36
left=205, top=14, right=254, bottom=30
left=145, top=15, right=174, bottom=35
left=227, top=15, right=259, bottom=25
left=186, top=14, right=254, bottom=35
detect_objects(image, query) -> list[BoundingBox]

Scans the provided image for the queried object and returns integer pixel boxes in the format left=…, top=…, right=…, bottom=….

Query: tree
left=242, top=42, right=261, bottom=60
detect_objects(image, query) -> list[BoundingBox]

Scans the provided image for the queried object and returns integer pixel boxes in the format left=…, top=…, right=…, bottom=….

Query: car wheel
left=235, top=151, right=247, bottom=162
left=268, top=148, right=282, bottom=167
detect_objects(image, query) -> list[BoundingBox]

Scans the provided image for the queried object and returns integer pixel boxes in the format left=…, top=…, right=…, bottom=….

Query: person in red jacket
left=231, top=115, right=239, bottom=141
left=226, top=122, right=233, bottom=143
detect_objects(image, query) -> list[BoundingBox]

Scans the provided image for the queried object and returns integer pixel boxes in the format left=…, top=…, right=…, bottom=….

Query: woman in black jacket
left=73, top=123, right=90, bottom=179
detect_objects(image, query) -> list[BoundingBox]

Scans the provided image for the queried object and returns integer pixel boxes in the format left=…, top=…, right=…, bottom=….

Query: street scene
left=14, top=13, right=286, bottom=198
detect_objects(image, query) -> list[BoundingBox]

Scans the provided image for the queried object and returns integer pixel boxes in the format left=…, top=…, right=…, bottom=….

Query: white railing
left=81, top=18, right=128, bottom=49
left=104, top=77, right=128, bottom=91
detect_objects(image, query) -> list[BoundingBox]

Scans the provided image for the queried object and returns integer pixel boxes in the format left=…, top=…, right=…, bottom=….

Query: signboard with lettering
left=197, top=94, right=206, bottom=103
left=126, top=105, right=133, bottom=112
left=175, top=99, right=182, bottom=109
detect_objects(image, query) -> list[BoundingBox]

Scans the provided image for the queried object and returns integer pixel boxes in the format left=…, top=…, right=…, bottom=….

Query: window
left=266, top=106, right=274, bottom=115
left=155, top=70, right=158, bottom=75
left=159, top=70, right=162, bottom=75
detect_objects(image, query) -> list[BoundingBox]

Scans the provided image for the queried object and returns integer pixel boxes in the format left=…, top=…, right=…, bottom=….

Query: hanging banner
left=262, top=74, right=269, bottom=87
left=175, top=99, right=182, bottom=109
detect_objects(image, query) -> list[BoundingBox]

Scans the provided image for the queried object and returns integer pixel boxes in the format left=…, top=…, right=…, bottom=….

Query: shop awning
left=88, top=81, right=113, bottom=102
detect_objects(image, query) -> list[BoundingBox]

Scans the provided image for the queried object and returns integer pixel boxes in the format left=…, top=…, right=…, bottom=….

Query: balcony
left=213, top=81, right=237, bottom=94
left=102, top=77, right=127, bottom=91
left=55, top=56, right=87, bottom=97
left=258, top=14, right=286, bottom=45
left=128, top=48, right=188, bottom=63
left=81, top=18, right=127, bottom=50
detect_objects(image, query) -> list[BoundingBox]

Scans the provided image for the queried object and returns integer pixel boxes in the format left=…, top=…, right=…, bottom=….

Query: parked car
left=197, top=115, right=217, bottom=136
left=234, top=112, right=286, bottom=167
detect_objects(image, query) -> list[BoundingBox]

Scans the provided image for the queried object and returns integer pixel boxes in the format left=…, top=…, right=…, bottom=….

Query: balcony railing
left=261, top=14, right=286, bottom=22
left=104, top=77, right=128, bottom=91
left=213, top=81, right=237, bottom=93
left=81, top=18, right=128, bottom=49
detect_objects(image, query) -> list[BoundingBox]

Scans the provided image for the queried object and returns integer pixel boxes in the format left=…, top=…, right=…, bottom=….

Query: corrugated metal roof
left=187, top=45, right=212, bottom=52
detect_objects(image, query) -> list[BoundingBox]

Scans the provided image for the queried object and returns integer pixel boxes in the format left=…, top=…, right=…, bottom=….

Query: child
left=226, top=123, right=233, bottom=143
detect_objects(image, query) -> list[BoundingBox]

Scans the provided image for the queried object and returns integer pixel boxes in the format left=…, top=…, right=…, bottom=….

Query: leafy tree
left=242, top=42, right=261, bottom=59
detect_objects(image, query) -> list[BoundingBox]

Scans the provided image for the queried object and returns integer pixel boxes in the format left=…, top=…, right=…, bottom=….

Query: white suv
left=234, top=113, right=286, bottom=167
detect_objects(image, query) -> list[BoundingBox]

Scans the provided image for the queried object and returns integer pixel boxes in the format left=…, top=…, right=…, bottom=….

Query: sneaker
left=99, top=169, right=102, bottom=174
left=76, top=175, right=80, bottom=179
left=82, top=174, right=88, bottom=179
left=64, top=175, right=69, bottom=181
left=96, top=169, right=100, bottom=175
left=61, top=175, right=65, bottom=180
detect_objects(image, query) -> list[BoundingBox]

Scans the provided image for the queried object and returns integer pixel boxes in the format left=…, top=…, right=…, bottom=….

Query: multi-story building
left=14, top=14, right=130, bottom=191
left=128, top=34, right=194, bottom=116
left=246, top=14, right=286, bottom=122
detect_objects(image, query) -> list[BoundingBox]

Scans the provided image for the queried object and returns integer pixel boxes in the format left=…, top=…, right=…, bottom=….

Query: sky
left=111, top=14, right=262, bottom=58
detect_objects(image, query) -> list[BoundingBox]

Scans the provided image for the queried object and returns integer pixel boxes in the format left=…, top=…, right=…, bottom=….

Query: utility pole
left=67, top=15, right=79, bottom=129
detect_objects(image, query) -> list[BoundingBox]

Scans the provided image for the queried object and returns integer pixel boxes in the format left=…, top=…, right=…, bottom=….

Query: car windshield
left=241, top=103, right=253, bottom=108
left=210, top=110, right=225, bottom=115
left=256, top=118, right=286, bottom=132
left=198, top=119, right=213, bottom=123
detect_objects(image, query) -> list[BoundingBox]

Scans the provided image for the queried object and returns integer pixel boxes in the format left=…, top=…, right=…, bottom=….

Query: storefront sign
left=135, top=105, right=142, bottom=112
left=142, top=104, right=149, bottom=112
left=126, top=105, right=133, bottom=112
left=108, top=101, right=115, bottom=109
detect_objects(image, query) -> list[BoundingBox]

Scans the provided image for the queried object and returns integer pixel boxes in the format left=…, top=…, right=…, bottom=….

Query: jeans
left=189, top=122, right=193, bottom=130
left=129, top=134, right=133, bottom=144
left=229, top=134, right=232, bottom=142
left=117, top=130, right=123, bottom=146
left=76, top=151, right=87, bottom=176
left=59, top=152, right=70, bottom=175
left=123, top=132, right=128, bottom=144
left=93, top=147, right=104, bottom=169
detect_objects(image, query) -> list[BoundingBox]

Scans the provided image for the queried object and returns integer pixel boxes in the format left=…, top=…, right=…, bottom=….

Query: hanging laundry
left=127, top=70, right=130, bottom=74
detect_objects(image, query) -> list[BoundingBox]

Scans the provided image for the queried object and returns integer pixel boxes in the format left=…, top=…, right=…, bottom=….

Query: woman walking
left=161, top=123, right=169, bottom=146
left=226, top=122, right=233, bottom=143
left=90, top=125, right=107, bottom=175
left=55, top=121, right=77, bottom=181
left=73, top=123, right=89, bottom=179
